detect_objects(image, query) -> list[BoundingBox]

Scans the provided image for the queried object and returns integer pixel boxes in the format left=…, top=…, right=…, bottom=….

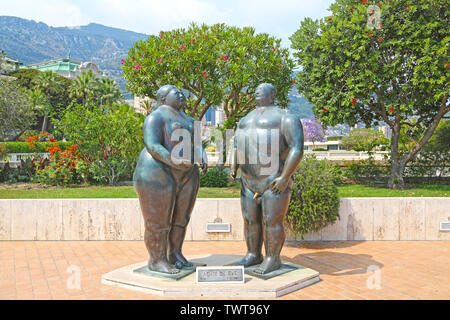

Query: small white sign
left=196, top=266, right=244, bottom=284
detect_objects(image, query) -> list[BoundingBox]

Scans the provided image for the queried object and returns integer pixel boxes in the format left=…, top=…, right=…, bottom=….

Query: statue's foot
left=168, top=252, right=194, bottom=268
left=237, top=253, right=263, bottom=267
left=254, top=256, right=281, bottom=274
left=148, top=260, right=180, bottom=274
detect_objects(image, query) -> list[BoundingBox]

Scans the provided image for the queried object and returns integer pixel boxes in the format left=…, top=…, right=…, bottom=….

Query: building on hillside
left=23, top=55, right=103, bottom=79
left=0, top=52, right=23, bottom=74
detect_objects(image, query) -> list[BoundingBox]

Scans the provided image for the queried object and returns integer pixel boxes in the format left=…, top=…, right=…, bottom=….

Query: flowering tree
left=123, top=23, right=294, bottom=128
left=291, top=0, right=449, bottom=188
left=301, top=116, right=326, bottom=146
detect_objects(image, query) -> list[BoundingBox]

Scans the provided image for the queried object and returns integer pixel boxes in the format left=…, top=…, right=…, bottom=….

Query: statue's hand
left=201, top=161, right=208, bottom=176
left=270, top=176, right=289, bottom=195
left=230, top=170, right=237, bottom=182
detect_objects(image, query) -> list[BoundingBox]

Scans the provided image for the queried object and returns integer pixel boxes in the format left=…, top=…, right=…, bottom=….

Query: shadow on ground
left=282, top=242, right=384, bottom=277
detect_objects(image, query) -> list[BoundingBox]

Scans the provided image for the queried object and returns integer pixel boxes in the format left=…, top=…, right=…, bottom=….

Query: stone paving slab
left=102, top=255, right=319, bottom=298
left=0, top=241, right=449, bottom=300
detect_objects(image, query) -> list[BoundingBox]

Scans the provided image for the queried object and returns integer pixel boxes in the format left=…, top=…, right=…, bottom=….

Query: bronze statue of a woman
left=134, top=85, right=207, bottom=274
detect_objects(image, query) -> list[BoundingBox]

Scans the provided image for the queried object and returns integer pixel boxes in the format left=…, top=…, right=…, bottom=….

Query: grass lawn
left=0, top=183, right=448, bottom=198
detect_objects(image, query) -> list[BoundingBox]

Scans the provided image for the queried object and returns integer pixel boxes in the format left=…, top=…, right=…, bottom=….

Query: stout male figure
left=230, top=83, right=304, bottom=274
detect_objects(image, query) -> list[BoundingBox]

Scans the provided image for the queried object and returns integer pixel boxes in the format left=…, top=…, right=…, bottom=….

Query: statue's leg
left=135, top=181, right=180, bottom=274
left=254, top=186, right=292, bottom=274
left=237, top=184, right=264, bottom=267
left=168, top=168, right=199, bottom=268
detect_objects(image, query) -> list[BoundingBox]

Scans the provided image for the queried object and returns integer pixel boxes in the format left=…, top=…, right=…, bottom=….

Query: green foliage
left=16, top=129, right=39, bottom=142
left=0, top=143, right=6, bottom=159
left=56, top=103, right=144, bottom=185
left=327, top=136, right=343, bottom=141
left=0, top=160, right=35, bottom=184
left=312, top=147, right=327, bottom=151
left=291, top=0, right=449, bottom=188
left=9, top=69, right=41, bottom=89
left=286, top=155, right=340, bottom=237
left=341, top=128, right=389, bottom=152
left=0, top=141, right=73, bottom=154
left=70, top=71, right=123, bottom=107
left=341, top=159, right=389, bottom=183
left=423, top=120, right=450, bottom=153
left=200, top=166, right=230, bottom=187
left=0, top=79, right=36, bottom=141
left=123, top=23, right=295, bottom=128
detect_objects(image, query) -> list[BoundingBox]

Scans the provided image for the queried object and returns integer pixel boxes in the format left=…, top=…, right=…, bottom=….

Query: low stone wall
left=0, top=198, right=449, bottom=241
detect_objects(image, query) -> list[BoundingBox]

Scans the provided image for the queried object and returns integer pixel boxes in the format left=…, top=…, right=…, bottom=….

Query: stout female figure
left=134, top=85, right=207, bottom=274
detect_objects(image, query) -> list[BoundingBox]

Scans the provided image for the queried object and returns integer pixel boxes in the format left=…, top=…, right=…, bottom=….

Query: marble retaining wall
left=0, top=198, right=449, bottom=241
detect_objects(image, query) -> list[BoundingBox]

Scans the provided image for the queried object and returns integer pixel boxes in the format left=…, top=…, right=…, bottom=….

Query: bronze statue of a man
left=230, top=83, right=304, bottom=274
left=134, top=85, right=207, bottom=274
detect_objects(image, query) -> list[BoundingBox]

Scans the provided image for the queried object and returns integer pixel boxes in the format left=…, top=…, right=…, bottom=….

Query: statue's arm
left=229, top=134, right=239, bottom=182
left=279, top=113, right=304, bottom=180
left=143, top=113, right=180, bottom=169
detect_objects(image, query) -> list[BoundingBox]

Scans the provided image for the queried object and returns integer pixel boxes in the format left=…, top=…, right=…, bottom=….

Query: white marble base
left=101, top=254, right=320, bottom=298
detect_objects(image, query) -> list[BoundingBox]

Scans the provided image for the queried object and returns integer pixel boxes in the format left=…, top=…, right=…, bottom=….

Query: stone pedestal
left=102, top=254, right=320, bottom=298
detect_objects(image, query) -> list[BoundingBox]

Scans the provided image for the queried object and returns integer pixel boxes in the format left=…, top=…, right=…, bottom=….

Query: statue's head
left=255, top=83, right=276, bottom=106
left=156, top=85, right=185, bottom=109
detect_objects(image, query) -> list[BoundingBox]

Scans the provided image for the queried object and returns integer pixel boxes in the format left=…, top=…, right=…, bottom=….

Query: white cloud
left=0, top=0, right=89, bottom=27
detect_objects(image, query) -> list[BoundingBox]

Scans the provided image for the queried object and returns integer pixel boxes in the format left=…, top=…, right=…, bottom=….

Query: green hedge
left=0, top=141, right=74, bottom=154
left=200, top=166, right=230, bottom=187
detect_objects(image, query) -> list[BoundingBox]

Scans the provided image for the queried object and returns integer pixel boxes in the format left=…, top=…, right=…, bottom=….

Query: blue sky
left=1, top=0, right=333, bottom=48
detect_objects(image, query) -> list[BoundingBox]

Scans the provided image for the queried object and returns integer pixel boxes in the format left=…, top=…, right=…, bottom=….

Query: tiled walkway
left=0, top=241, right=449, bottom=300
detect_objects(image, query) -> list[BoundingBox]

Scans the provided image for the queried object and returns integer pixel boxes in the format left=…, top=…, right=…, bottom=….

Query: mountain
left=0, top=16, right=314, bottom=114
left=0, top=16, right=148, bottom=95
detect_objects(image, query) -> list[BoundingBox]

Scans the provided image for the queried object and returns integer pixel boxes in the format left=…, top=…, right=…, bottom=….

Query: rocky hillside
left=0, top=16, right=148, bottom=94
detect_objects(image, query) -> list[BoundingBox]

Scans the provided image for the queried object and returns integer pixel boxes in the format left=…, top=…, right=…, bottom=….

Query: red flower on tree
left=377, top=38, right=383, bottom=43
left=352, top=98, right=357, bottom=105
left=389, top=107, right=395, bottom=113
left=361, top=0, right=368, bottom=4
left=323, top=108, right=328, bottom=112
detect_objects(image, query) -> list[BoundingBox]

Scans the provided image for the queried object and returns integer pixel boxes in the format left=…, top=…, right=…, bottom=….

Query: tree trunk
left=41, top=114, right=49, bottom=134
left=387, top=125, right=406, bottom=189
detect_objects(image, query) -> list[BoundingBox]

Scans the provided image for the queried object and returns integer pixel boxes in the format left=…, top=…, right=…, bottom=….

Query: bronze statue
left=230, top=83, right=304, bottom=274
left=134, top=85, right=207, bottom=274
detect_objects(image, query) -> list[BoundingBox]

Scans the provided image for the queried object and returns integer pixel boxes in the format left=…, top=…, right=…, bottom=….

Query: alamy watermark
left=169, top=121, right=282, bottom=176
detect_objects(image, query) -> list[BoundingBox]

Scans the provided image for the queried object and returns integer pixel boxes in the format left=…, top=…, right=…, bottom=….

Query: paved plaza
left=0, top=240, right=448, bottom=300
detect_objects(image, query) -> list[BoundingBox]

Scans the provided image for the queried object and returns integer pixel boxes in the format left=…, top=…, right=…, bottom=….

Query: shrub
left=200, top=166, right=229, bottom=187
left=56, top=103, right=144, bottom=185
left=312, top=147, right=327, bottom=151
left=33, top=142, right=85, bottom=186
left=0, top=159, right=35, bottom=184
left=286, top=155, right=340, bottom=238
left=341, top=158, right=389, bottom=183
left=340, top=128, right=389, bottom=152
left=16, top=129, right=39, bottom=142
